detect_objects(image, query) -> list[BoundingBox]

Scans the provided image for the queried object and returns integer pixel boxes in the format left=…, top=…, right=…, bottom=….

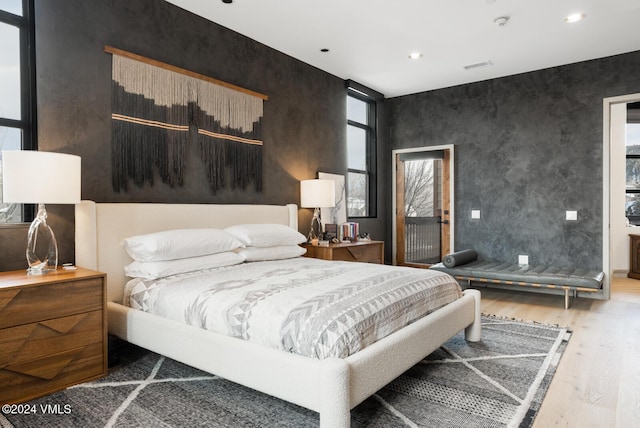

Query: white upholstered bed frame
left=75, top=200, right=481, bottom=427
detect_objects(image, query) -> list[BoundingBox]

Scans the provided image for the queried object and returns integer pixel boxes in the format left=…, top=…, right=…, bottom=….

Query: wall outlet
left=518, top=255, right=529, bottom=265
left=566, top=210, right=578, bottom=221
left=471, top=210, right=481, bottom=219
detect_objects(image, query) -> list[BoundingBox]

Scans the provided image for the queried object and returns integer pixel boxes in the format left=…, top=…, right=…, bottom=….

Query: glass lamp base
left=27, top=269, right=52, bottom=275
left=26, top=203, right=59, bottom=275
left=307, top=207, right=323, bottom=242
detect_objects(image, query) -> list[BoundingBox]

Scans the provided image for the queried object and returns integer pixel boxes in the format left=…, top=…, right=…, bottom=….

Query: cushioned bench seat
left=431, top=259, right=604, bottom=308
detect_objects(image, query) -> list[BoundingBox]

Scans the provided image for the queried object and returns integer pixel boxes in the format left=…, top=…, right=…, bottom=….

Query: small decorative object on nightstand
left=302, top=240, right=384, bottom=264
left=0, top=267, right=107, bottom=404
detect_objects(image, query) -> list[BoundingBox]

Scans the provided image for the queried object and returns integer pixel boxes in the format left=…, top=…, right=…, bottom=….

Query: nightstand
left=630, top=234, right=640, bottom=279
left=0, top=267, right=107, bottom=404
left=302, top=240, right=384, bottom=264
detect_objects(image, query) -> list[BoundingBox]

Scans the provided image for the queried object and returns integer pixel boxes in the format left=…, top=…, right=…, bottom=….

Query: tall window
left=347, top=83, right=378, bottom=218
left=626, top=103, right=640, bottom=225
left=0, top=0, right=36, bottom=223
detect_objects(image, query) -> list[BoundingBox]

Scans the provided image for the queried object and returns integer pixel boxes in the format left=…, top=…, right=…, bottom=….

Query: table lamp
left=300, top=179, right=335, bottom=243
left=1, top=150, right=81, bottom=274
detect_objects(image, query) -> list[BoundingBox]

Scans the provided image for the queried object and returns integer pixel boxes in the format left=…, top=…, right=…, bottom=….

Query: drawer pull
left=0, top=289, right=20, bottom=312
left=5, top=348, right=83, bottom=380
left=40, top=313, right=89, bottom=334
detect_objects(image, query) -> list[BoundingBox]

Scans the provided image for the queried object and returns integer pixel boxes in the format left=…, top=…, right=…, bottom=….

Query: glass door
left=395, top=149, right=451, bottom=267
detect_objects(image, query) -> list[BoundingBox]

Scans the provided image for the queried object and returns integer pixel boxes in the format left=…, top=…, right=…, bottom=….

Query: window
left=0, top=0, right=36, bottom=223
left=346, top=82, right=379, bottom=218
left=626, top=103, right=640, bottom=224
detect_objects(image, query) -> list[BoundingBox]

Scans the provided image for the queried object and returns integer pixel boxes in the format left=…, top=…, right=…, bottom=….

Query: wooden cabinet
left=302, top=240, right=384, bottom=264
left=629, top=234, right=640, bottom=280
left=0, top=267, right=107, bottom=404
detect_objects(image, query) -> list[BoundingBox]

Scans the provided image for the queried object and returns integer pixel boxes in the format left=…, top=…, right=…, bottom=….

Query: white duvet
left=125, top=257, right=462, bottom=359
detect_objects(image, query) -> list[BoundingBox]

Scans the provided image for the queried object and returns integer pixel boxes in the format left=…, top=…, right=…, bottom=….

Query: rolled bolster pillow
left=442, top=249, right=478, bottom=268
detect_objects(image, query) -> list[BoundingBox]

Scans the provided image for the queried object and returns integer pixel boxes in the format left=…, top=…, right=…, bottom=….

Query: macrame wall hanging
left=107, top=46, right=267, bottom=193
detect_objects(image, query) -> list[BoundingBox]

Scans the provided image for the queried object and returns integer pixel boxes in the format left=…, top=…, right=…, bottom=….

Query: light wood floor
left=478, top=277, right=640, bottom=428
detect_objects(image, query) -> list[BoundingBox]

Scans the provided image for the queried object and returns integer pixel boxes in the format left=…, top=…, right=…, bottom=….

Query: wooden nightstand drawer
left=302, top=241, right=384, bottom=264
left=0, top=342, right=104, bottom=404
left=330, top=244, right=382, bottom=263
left=0, top=278, right=103, bottom=329
left=0, top=310, right=103, bottom=367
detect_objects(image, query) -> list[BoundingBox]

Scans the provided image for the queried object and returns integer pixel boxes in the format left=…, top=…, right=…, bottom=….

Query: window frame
left=626, top=157, right=640, bottom=225
left=626, top=104, right=640, bottom=225
left=346, top=82, right=379, bottom=219
left=0, top=0, right=37, bottom=224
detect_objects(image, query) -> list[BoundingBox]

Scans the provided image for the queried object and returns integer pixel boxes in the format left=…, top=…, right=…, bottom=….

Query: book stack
left=339, top=222, right=359, bottom=242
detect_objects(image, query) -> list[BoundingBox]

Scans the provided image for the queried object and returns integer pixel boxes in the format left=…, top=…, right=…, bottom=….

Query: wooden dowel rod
left=104, top=45, right=269, bottom=101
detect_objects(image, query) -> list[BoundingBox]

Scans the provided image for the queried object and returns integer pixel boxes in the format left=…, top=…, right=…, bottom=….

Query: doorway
left=605, top=92, right=640, bottom=301
left=392, top=145, right=454, bottom=267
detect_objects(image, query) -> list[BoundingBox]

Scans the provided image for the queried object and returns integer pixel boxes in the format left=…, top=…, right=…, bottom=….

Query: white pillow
left=235, top=245, right=307, bottom=262
left=225, top=224, right=306, bottom=247
left=125, top=251, right=245, bottom=280
left=124, top=228, right=244, bottom=262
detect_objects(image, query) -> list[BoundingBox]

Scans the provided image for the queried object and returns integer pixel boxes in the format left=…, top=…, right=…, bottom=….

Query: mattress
left=124, top=257, right=462, bottom=359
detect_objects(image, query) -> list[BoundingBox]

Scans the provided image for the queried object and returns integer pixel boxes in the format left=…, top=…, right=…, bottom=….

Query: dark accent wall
left=0, top=0, right=388, bottom=271
left=387, top=51, right=640, bottom=269
left=4, top=0, right=636, bottom=273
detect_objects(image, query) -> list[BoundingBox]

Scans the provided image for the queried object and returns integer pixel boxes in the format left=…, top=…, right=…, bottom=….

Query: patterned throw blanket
left=125, top=258, right=462, bottom=359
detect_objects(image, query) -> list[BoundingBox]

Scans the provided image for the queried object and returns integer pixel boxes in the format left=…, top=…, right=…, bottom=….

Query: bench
left=430, top=251, right=604, bottom=309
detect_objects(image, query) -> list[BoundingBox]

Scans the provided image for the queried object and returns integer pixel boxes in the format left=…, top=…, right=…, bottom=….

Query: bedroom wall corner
left=385, top=50, right=640, bottom=271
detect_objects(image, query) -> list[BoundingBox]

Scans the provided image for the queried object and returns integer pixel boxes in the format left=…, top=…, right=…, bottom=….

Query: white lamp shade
left=300, top=179, right=335, bottom=208
left=2, top=150, right=81, bottom=204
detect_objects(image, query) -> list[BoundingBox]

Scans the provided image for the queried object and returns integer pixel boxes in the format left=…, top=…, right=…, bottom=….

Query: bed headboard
left=75, top=201, right=298, bottom=303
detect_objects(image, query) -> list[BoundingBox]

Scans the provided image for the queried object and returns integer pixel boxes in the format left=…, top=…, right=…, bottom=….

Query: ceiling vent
left=463, top=60, right=493, bottom=70
left=493, top=16, right=510, bottom=26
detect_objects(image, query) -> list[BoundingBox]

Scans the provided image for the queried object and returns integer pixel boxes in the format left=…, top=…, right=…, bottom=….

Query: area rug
left=1, top=316, right=570, bottom=428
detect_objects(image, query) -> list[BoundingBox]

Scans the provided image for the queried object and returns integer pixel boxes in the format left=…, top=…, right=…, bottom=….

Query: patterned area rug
left=1, top=316, right=570, bottom=428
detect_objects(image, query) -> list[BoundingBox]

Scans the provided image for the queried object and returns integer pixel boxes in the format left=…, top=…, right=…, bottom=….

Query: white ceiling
left=166, top=0, right=640, bottom=98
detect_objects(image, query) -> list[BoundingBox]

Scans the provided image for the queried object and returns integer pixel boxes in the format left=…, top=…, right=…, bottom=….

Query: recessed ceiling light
left=409, top=52, right=422, bottom=60
left=222, top=0, right=233, bottom=4
left=320, top=48, right=329, bottom=53
left=564, top=13, right=585, bottom=23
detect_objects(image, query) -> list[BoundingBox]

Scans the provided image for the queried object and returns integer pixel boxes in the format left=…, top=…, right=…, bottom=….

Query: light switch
left=471, top=210, right=481, bottom=219
left=566, top=210, right=578, bottom=221
left=518, top=255, right=529, bottom=265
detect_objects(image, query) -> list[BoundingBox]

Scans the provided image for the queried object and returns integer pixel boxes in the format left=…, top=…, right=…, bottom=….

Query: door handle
left=438, top=220, right=449, bottom=225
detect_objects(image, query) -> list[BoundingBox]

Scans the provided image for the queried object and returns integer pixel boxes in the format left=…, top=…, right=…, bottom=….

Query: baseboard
left=612, top=270, right=629, bottom=278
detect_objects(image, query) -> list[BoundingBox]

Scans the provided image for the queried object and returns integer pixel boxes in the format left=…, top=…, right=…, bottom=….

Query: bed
left=75, top=201, right=481, bottom=427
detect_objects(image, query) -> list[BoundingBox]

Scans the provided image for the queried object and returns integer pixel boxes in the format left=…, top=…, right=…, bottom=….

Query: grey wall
left=0, top=0, right=387, bottom=271
left=3, top=0, right=637, bottom=273
left=387, top=51, right=640, bottom=269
